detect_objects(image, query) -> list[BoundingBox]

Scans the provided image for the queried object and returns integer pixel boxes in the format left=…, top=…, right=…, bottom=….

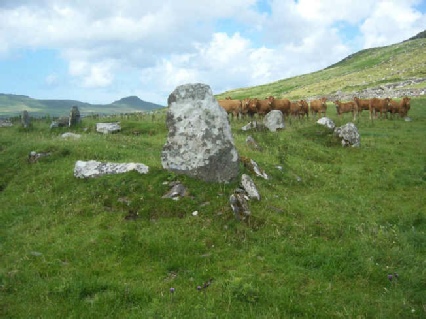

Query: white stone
left=61, top=132, right=81, bottom=139
left=241, top=174, right=261, bottom=200
left=96, top=122, right=121, bottom=134
left=263, top=110, right=285, bottom=132
left=316, top=117, right=335, bottom=130
left=74, top=160, right=149, bottom=178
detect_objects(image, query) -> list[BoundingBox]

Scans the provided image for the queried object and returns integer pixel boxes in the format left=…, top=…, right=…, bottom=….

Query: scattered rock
left=96, top=122, right=121, bottom=134
left=240, top=156, right=268, bottom=179
left=333, top=122, right=360, bottom=147
left=316, top=117, right=335, bottom=130
left=61, top=132, right=81, bottom=139
left=246, top=135, right=263, bottom=151
left=229, top=189, right=251, bottom=221
left=161, top=83, right=239, bottom=183
left=28, top=151, right=51, bottom=163
left=74, top=160, right=149, bottom=178
left=162, top=181, right=188, bottom=200
left=241, top=121, right=258, bottom=131
left=241, top=174, right=260, bottom=200
left=0, top=119, right=13, bottom=127
left=69, top=106, right=81, bottom=126
left=263, top=110, right=285, bottom=132
left=50, top=117, right=69, bottom=129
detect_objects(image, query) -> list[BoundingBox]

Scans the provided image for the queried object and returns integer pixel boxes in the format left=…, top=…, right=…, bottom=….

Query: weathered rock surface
left=21, top=110, right=31, bottom=128
left=96, top=122, right=121, bottom=134
left=246, top=135, right=263, bottom=151
left=74, top=160, right=149, bottom=178
left=0, top=119, right=13, bottom=127
left=263, top=110, right=285, bottom=132
left=69, top=106, right=81, bottom=126
left=229, top=189, right=250, bottom=221
left=28, top=151, right=51, bottom=163
left=240, top=156, right=268, bottom=179
left=334, top=122, right=360, bottom=147
left=241, top=174, right=260, bottom=200
left=162, top=181, right=187, bottom=200
left=61, top=132, right=81, bottom=139
left=316, top=117, right=335, bottom=130
left=161, top=83, right=239, bottom=183
left=50, top=117, right=69, bottom=129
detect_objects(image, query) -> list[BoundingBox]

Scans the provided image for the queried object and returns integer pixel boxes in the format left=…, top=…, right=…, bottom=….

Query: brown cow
left=299, top=100, right=309, bottom=119
left=240, top=97, right=251, bottom=118
left=353, top=97, right=370, bottom=116
left=218, top=99, right=242, bottom=120
left=369, top=97, right=391, bottom=119
left=388, top=97, right=411, bottom=118
left=270, top=97, right=291, bottom=117
left=334, top=100, right=358, bottom=120
left=310, top=97, right=327, bottom=118
left=256, top=98, right=273, bottom=117
left=290, top=101, right=303, bottom=118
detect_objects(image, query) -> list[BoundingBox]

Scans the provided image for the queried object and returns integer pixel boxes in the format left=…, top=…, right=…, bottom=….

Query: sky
left=0, top=0, right=425, bottom=106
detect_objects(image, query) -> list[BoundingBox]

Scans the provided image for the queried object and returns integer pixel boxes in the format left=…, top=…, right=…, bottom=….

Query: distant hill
left=0, top=94, right=164, bottom=118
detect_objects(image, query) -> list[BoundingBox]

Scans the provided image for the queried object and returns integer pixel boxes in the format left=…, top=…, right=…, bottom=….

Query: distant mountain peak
left=111, top=95, right=163, bottom=110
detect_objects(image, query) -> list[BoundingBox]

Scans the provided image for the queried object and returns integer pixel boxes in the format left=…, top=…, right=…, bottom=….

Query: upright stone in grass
left=334, top=122, right=360, bottom=147
left=69, top=106, right=81, bottom=126
left=96, top=122, right=121, bottom=134
left=21, top=110, right=31, bottom=128
left=161, top=83, right=239, bottom=183
left=263, top=110, right=285, bottom=132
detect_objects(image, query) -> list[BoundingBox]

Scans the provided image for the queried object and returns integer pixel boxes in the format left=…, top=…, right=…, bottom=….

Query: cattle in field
left=243, top=98, right=260, bottom=118
left=225, top=96, right=233, bottom=100
left=334, top=100, right=358, bottom=120
left=310, top=97, right=327, bottom=118
left=290, top=101, right=303, bottom=118
left=353, top=97, right=370, bottom=116
left=388, top=97, right=411, bottom=118
left=369, top=97, right=391, bottom=119
left=218, top=99, right=242, bottom=120
left=256, top=97, right=273, bottom=117
left=299, top=100, right=309, bottom=119
left=240, top=98, right=251, bottom=118
left=270, top=97, right=291, bottom=117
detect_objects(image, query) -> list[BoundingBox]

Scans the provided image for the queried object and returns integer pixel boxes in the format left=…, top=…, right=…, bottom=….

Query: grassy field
left=1, top=97, right=425, bottom=318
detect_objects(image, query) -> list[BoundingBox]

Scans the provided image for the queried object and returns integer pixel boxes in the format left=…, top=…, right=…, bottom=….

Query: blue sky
left=0, top=0, right=425, bottom=106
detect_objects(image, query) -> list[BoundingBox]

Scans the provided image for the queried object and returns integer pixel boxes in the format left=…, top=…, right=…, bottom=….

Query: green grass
left=1, top=99, right=426, bottom=318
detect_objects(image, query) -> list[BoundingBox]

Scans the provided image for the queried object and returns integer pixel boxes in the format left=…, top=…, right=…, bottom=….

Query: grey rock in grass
left=162, top=181, right=187, bottom=200
left=61, top=132, right=81, bottom=139
left=161, top=83, right=239, bottom=183
left=241, top=174, right=260, bottom=200
left=333, top=122, right=360, bottom=147
left=246, top=135, right=263, bottom=151
left=263, top=110, right=285, bottom=132
left=69, top=106, right=81, bottom=127
left=316, top=117, right=335, bottom=130
left=28, top=151, right=51, bottom=163
left=21, top=110, right=31, bottom=128
left=240, top=156, right=269, bottom=180
left=241, top=121, right=257, bottom=131
left=96, top=122, right=121, bottom=134
left=230, top=189, right=251, bottom=221
left=74, top=160, right=149, bottom=178
left=0, top=119, right=13, bottom=127
left=50, top=117, right=69, bottom=129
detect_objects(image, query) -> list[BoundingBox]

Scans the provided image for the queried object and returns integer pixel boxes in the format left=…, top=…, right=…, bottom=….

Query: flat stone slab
left=74, top=160, right=149, bottom=178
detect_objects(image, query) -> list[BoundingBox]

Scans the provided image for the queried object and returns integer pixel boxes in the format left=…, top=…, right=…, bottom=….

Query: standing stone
left=263, top=110, right=285, bottom=132
left=21, top=110, right=31, bottom=128
left=334, top=122, right=360, bottom=147
left=161, top=83, right=239, bottom=183
left=69, top=106, right=81, bottom=127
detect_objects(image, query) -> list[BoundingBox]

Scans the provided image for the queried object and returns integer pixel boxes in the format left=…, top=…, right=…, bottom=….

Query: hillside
left=0, top=94, right=164, bottom=118
left=216, top=35, right=426, bottom=101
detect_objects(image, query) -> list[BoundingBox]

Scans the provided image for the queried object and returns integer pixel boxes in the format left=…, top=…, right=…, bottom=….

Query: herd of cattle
left=218, top=96, right=411, bottom=121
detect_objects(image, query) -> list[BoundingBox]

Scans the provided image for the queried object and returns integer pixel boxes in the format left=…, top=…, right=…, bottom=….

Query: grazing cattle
left=334, top=100, right=358, bottom=120
left=244, top=98, right=260, bottom=118
left=225, top=96, right=232, bottom=100
left=353, top=97, right=370, bottom=116
left=218, top=99, right=242, bottom=120
left=290, top=101, right=303, bottom=118
left=299, top=100, right=309, bottom=119
left=270, top=97, right=291, bottom=117
left=256, top=98, right=273, bottom=117
left=369, top=97, right=391, bottom=119
left=388, top=97, right=411, bottom=118
left=240, top=98, right=251, bottom=118
left=310, top=97, right=327, bottom=118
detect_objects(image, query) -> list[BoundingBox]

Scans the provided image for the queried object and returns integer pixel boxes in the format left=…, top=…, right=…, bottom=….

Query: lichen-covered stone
left=161, top=83, right=239, bottom=183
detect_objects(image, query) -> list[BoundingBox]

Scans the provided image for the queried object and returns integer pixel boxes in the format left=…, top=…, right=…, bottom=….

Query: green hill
left=0, top=94, right=165, bottom=118
left=216, top=33, right=426, bottom=100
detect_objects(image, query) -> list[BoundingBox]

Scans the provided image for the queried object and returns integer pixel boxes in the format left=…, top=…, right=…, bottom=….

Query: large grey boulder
left=74, top=160, right=149, bottom=178
left=96, top=122, right=121, bottom=134
left=334, top=122, right=360, bottom=147
left=161, top=83, right=239, bottom=183
left=263, top=110, right=285, bottom=132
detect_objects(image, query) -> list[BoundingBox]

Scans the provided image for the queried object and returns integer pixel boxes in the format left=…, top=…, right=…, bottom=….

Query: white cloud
left=0, top=0, right=424, bottom=104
